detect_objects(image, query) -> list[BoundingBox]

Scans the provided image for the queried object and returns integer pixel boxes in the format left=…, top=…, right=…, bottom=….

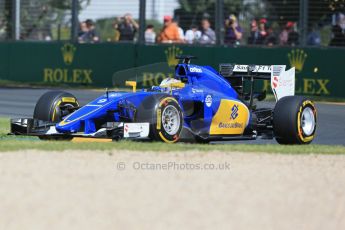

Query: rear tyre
left=33, top=91, right=79, bottom=141
left=273, top=96, right=317, bottom=145
left=136, top=94, right=183, bottom=143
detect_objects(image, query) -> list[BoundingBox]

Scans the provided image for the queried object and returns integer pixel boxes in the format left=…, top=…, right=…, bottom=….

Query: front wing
left=9, top=118, right=150, bottom=140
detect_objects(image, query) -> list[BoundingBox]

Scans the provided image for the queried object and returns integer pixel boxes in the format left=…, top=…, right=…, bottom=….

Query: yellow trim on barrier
left=72, top=138, right=112, bottom=143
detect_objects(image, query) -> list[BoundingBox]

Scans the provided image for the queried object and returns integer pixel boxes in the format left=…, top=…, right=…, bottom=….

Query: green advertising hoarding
left=0, top=42, right=344, bottom=98
left=0, top=42, right=136, bottom=87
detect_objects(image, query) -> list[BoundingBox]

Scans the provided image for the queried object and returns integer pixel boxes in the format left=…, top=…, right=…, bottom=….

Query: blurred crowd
left=247, top=18, right=299, bottom=46
left=74, top=12, right=345, bottom=47
left=78, top=19, right=100, bottom=43
left=114, top=14, right=217, bottom=45
left=329, top=13, right=345, bottom=46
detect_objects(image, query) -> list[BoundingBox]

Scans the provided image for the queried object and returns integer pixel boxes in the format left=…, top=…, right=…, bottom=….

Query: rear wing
left=219, top=64, right=295, bottom=101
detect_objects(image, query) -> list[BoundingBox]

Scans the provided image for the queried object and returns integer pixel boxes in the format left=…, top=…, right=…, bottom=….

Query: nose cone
left=56, top=115, right=82, bottom=133
left=55, top=92, right=127, bottom=133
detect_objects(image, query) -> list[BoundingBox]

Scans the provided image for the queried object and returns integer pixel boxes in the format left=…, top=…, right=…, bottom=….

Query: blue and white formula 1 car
left=10, top=56, right=317, bottom=144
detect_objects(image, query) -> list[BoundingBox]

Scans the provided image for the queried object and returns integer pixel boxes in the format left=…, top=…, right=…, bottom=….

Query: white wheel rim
left=301, top=107, right=315, bottom=136
left=162, top=105, right=180, bottom=135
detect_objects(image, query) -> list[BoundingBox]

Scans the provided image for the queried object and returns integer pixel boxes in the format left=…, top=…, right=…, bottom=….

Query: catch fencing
left=0, top=0, right=344, bottom=47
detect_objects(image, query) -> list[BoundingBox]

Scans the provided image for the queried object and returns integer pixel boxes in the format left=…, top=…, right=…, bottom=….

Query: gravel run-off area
left=0, top=150, right=344, bottom=230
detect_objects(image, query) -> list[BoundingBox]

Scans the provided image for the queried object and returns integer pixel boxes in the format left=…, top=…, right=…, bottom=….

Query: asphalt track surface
left=0, top=87, right=344, bottom=146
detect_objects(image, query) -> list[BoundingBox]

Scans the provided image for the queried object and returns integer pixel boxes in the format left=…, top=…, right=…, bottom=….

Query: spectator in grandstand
left=144, top=25, right=156, bottom=43
left=329, top=24, right=345, bottom=46
left=257, top=18, right=268, bottom=44
left=0, top=19, right=6, bottom=40
left=78, top=20, right=99, bottom=43
left=117, top=13, right=139, bottom=41
left=287, top=23, right=299, bottom=46
left=279, top=21, right=295, bottom=46
left=185, top=25, right=201, bottom=44
left=157, top=16, right=183, bottom=43
left=265, top=24, right=278, bottom=46
left=248, top=18, right=268, bottom=45
left=78, top=21, right=88, bottom=43
left=248, top=19, right=258, bottom=45
left=85, top=19, right=100, bottom=43
left=337, top=13, right=345, bottom=32
left=175, top=20, right=185, bottom=42
left=199, top=19, right=216, bottom=44
left=112, top=17, right=122, bottom=41
left=329, top=14, right=345, bottom=47
left=224, top=14, right=243, bottom=45
left=279, top=22, right=289, bottom=45
left=307, top=26, right=321, bottom=46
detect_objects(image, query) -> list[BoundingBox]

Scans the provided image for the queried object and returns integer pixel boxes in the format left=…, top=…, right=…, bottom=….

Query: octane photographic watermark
left=116, top=161, right=230, bottom=171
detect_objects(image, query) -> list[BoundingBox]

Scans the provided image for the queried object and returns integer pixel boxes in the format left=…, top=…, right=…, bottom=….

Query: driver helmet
left=159, top=78, right=182, bottom=92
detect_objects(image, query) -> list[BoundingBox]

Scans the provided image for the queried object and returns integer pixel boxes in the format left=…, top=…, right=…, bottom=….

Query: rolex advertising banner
left=0, top=42, right=344, bottom=98
left=0, top=42, right=135, bottom=87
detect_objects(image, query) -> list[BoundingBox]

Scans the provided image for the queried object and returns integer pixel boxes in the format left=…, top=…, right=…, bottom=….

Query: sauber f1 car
left=10, top=56, right=317, bottom=144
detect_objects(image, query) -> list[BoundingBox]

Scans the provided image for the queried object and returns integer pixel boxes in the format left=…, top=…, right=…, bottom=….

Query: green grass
left=1, top=118, right=344, bottom=154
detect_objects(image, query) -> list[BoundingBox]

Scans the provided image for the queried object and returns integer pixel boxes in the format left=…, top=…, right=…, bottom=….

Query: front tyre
left=273, top=96, right=317, bottom=145
left=33, top=91, right=79, bottom=141
left=136, top=95, right=183, bottom=143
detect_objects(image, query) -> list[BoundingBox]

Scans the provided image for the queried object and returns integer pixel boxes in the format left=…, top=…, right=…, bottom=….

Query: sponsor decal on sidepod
left=205, top=95, right=212, bottom=107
